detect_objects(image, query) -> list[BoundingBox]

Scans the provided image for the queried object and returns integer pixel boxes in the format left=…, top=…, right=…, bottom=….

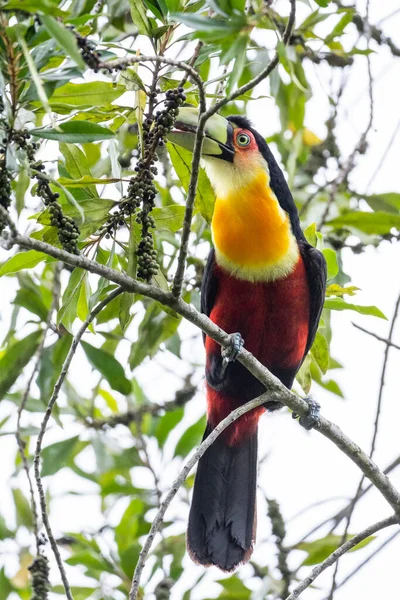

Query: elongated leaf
left=58, top=176, right=122, bottom=187
left=41, top=15, right=85, bottom=70
left=1, top=0, right=65, bottom=14
left=0, top=331, right=42, bottom=400
left=59, top=143, right=98, bottom=198
left=129, top=303, right=181, bottom=369
left=328, top=211, right=400, bottom=235
left=49, top=82, right=124, bottom=106
left=31, top=121, right=115, bottom=143
left=57, top=268, right=87, bottom=331
left=364, top=192, right=400, bottom=214
left=311, top=331, right=329, bottom=374
left=174, top=415, right=206, bottom=457
left=152, top=205, right=186, bottom=232
left=81, top=342, right=132, bottom=395
left=297, top=533, right=375, bottom=566
left=324, top=298, right=387, bottom=319
left=0, top=250, right=47, bottom=276
left=130, top=0, right=152, bottom=35
left=322, top=248, right=338, bottom=280
left=41, top=436, right=85, bottom=477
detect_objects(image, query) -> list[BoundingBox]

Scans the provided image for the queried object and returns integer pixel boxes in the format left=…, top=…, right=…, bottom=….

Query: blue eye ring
left=236, top=132, right=251, bottom=147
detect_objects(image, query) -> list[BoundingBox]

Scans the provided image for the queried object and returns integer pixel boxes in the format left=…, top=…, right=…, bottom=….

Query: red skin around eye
left=233, top=129, right=258, bottom=155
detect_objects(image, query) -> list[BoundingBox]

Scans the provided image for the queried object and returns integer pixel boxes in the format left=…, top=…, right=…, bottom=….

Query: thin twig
left=129, top=389, right=272, bottom=599
left=298, top=454, right=400, bottom=545
left=85, top=376, right=196, bottom=429
left=334, top=529, right=400, bottom=592
left=33, top=287, right=124, bottom=600
left=285, top=515, right=399, bottom=600
left=327, top=284, right=400, bottom=598
left=318, top=47, right=374, bottom=228
left=15, top=263, right=62, bottom=554
left=365, top=116, right=400, bottom=193
left=352, top=322, right=400, bottom=351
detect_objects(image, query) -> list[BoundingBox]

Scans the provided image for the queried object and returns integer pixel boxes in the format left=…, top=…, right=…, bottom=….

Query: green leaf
left=322, top=248, right=338, bottom=280
left=59, top=143, right=99, bottom=198
left=0, top=250, right=47, bottom=276
left=129, top=303, right=181, bottom=369
left=364, top=192, right=400, bottom=214
left=326, top=284, right=360, bottom=297
left=310, top=331, right=329, bottom=374
left=226, top=34, right=248, bottom=94
left=174, top=415, right=206, bottom=457
left=325, top=10, right=353, bottom=43
left=31, top=121, right=115, bottom=143
left=130, top=0, right=152, bottom=35
left=58, top=175, right=122, bottom=187
left=0, top=566, right=14, bottom=600
left=296, top=353, right=312, bottom=394
left=327, top=211, right=400, bottom=235
left=1, top=0, right=65, bottom=15
left=324, top=298, right=387, bottom=319
left=57, top=268, right=86, bottom=331
left=12, top=489, right=33, bottom=529
left=0, top=331, right=42, bottom=400
left=167, top=143, right=215, bottom=223
left=152, top=205, right=186, bottom=232
left=81, top=341, right=132, bottom=395
left=313, top=0, right=331, bottom=7
left=297, top=533, right=375, bottom=566
left=52, top=587, right=96, bottom=600
left=49, top=81, right=125, bottom=106
left=41, top=436, right=83, bottom=477
left=154, top=407, right=184, bottom=447
left=41, top=15, right=85, bottom=71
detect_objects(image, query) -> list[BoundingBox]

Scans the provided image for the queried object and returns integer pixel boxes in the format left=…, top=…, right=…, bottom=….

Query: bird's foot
left=220, top=333, right=244, bottom=375
left=292, top=396, right=321, bottom=431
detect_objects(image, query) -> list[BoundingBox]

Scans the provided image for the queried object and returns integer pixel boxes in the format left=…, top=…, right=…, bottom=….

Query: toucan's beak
left=167, top=107, right=234, bottom=162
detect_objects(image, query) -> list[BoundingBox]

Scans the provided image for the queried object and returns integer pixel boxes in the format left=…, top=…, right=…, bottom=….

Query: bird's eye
left=236, top=133, right=251, bottom=147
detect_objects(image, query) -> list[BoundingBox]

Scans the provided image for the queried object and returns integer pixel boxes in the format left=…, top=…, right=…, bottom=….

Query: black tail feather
left=187, top=423, right=258, bottom=572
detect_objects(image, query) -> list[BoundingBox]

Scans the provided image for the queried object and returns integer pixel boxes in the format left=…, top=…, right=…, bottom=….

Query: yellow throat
left=209, top=167, right=299, bottom=282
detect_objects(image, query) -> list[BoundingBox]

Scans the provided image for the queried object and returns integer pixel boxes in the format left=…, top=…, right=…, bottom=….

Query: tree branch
left=285, top=515, right=399, bottom=600
left=5, top=231, right=400, bottom=518
left=85, top=376, right=196, bottom=429
left=129, top=390, right=271, bottom=600
left=352, top=322, right=400, bottom=351
left=15, top=263, right=62, bottom=555
left=33, top=287, right=124, bottom=600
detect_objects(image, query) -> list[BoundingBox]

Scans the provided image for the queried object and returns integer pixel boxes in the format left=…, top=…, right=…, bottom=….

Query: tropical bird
left=168, top=108, right=327, bottom=572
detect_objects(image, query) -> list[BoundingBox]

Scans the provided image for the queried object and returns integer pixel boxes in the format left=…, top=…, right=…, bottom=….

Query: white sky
left=1, top=1, right=400, bottom=599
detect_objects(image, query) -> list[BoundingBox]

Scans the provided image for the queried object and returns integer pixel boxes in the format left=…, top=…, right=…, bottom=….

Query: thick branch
left=7, top=232, right=400, bottom=517
left=285, top=515, right=398, bottom=599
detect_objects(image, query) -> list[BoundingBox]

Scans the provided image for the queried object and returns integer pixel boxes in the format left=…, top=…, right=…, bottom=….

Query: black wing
left=200, top=248, right=219, bottom=343
left=299, top=241, right=327, bottom=359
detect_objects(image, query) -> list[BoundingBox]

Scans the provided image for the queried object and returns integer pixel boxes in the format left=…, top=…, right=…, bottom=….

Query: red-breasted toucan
left=168, top=108, right=327, bottom=572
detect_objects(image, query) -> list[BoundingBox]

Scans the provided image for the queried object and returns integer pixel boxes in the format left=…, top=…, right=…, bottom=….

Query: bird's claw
left=220, top=333, right=244, bottom=374
left=292, top=396, right=321, bottom=431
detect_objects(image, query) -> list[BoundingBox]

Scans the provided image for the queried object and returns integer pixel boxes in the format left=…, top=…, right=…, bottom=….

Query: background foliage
left=0, top=0, right=399, bottom=598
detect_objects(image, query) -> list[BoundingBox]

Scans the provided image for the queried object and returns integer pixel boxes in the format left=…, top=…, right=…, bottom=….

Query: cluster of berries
left=0, top=139, right=11, bottom=234
left=15, top=129, right=80, bottom=255
left=28, top=555, right=50, bottom=600
left=103, top=86, right=186, bottom=282
left=74, top=31, right=107, bottom=73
